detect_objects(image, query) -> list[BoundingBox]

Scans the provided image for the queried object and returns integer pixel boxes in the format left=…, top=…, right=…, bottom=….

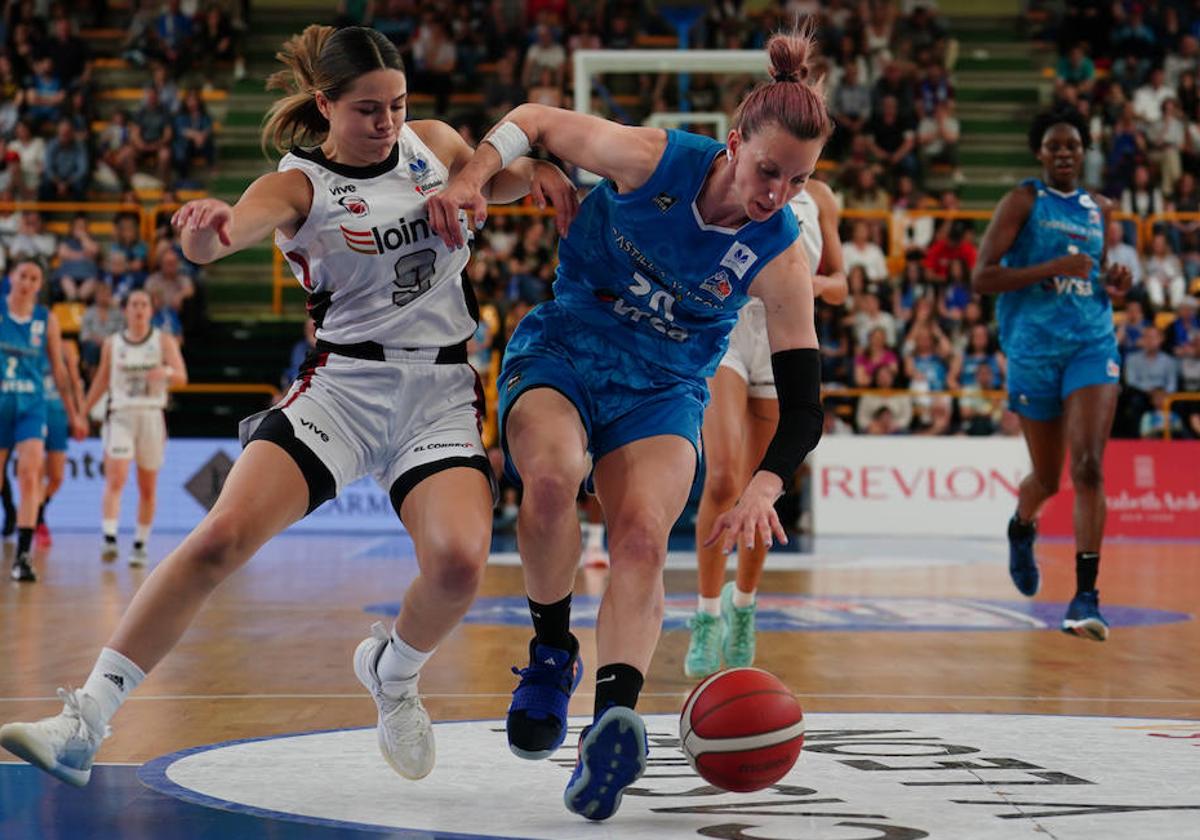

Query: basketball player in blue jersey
left=429, top=28, right=828, bottom=821
left=973, top=105, right=1132, bottom=641
left=0, top=261, right=87, bottom=581
left=34, top=340, right=85, bottom=551
left=1, top=25, right=576, bottom=788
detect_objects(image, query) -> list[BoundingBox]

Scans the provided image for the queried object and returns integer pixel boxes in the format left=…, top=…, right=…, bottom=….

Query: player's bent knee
left=426, top=546, right=487, bottom=600
left=1070, top=452, right=1103, bottom=492
left=186, top=510, right=258, bottom=580
left=521, top=467, right=584, bottom=516
left=608, top=519, right=668, bottom=572
left=703, top=465, right=742, bottom=506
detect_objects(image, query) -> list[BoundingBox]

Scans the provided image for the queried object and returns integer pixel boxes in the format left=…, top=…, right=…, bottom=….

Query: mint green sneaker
left=684, top=611, right=722, bottom=679
left=721, top=582, right=757, bottom=668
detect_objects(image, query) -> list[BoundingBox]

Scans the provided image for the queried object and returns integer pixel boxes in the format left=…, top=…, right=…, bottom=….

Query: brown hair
left=261, top=25, right=404, bottom=154
left=732, top=22, right=831, bottom=142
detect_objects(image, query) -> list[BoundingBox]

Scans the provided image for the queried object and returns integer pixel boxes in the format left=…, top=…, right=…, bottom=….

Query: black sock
left=594, top=663, right=644, bottom=718
left=529, top=594, right=573, bottom=651
left=1009, top=513, right=1035, bottom=536
left=36, top=500, right=46, bottom=526
left=1076, top=551, right=1100, bottom=593
left=104, top=533, right=117, bottom=545
left=1, top=482, right=14, bottom=534
left=133, top=540, right=144, bottom=550
left=17, top=527, right=33, bottom=556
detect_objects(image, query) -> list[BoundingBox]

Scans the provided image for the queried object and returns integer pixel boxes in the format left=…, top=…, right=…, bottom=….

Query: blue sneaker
left=506, top=634, right=582, bottom=759
left=1061, top=590, right=1109, bottom=641
left=1007, top=515, right=1040, bottom=597
left=563, top=706, right=648, bottom=821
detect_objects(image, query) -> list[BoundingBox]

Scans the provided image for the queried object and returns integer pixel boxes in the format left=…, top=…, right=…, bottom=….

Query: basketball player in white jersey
left=82, top=289, right=186, bottom=567
left=0, top=25, right=577, bottom=787
left=685, top=178, right=847, bottom=678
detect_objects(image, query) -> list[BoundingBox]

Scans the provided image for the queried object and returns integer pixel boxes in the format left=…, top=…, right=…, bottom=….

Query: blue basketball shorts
left=0, top=395, right=48, bottom=450
left=1006, top=338, right=1121, bottom=421
left=44, top=400, right=69, bottom=453
left=498, top=302, right=706, bottom=487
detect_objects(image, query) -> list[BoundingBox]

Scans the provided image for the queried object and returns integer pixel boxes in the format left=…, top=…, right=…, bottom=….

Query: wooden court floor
left=2, top=531, right=1197, bottom=766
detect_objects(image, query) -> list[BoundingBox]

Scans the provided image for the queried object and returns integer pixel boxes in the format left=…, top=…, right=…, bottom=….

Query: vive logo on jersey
left=652, top=192, right=678, bottom=213
left=337, top=195, right=370, bottom=217
left=720, top=241, right=758, bottom=279
left=605, top=271, right=688, bottom=342
left=699, top=268, right=733, bottom=301
left=340, top=217, right=435, bottom=255
left=329, top=184, right=357, bottom=196
left=297, top=417, right=330, bottom=443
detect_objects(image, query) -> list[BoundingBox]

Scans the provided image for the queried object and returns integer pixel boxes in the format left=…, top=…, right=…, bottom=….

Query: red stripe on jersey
left=285, top=250, right=313, bottom=291
left=281, top=351, right=329, bottom=409
left=339, top=225, right=379, bottom=254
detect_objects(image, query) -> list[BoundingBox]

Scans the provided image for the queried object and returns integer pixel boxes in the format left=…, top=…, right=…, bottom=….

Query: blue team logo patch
left=1079, top=192, right=1098, bottom=209
left=699, top=269, right=733, bottom=301
left=409, top=157, right=428, bottom=174
left=1107, top=358, right=1120, bottom=378
left=720, top=241, right=758, bottom=278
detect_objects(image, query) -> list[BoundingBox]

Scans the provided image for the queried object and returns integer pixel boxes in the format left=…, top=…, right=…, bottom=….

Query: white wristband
left=483, top=121, right=532, bottom=168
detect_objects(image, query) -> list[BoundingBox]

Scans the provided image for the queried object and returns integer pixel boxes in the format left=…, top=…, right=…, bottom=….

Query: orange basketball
left=679, top=668, right=804, bottom=792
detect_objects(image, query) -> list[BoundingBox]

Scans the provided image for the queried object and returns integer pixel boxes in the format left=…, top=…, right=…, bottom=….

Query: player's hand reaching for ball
left=428, top=180, right=487, bottom=251
left=705, top=471, right=789, bottom=555
left=1052, top=252, right=1092, bottom=278
left=529, top=161, right=579, bottom=238
left=172, top=199, right=234, bottom=247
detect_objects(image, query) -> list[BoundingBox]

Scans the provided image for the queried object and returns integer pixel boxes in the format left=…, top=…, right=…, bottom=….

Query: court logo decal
left=365, top=595, right=1191, bottom=632
left=138, top=713, right=1200, bottom=840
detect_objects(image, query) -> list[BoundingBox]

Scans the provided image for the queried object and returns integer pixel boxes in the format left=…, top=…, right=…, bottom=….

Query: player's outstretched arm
left=972, top=186, right=1091, bottom=293
left=173, top=168, right=313, bottom=265
left=45, top=312, right=86, bottom=440
left=82, top=337, right=113, bottom=419
left=428, top=104, right=666, bottom=248
left=707, top=243, right=822, bottom=556
left=807, top=180, right=848, bottom=305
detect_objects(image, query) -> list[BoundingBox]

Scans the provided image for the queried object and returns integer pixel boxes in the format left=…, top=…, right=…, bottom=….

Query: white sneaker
left=129, top=545, right=148, bottom=567
left=101, top=539, right=118, bottom=563
left=353, top=622, right=435, bottom=780
left=0, top=687, right=110, bottom=787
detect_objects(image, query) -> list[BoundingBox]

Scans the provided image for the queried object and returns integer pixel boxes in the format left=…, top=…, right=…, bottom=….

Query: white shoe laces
left=53, top=687, right=111, bottom=743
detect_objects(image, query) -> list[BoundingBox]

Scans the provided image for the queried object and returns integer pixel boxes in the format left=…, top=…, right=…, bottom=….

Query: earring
left=726, top=148, right=733, bottom=161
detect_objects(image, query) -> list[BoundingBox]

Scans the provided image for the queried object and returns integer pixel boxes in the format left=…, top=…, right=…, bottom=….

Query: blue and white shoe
left=1061, top=590, right=1109, bottom=641
left=0, top=687, right=109, bottom=787
left=506, top=634, right=582, bottom=759
left=1007, top=515, right=1040, bottom=597
left=563, top=705, right=648, bottom=821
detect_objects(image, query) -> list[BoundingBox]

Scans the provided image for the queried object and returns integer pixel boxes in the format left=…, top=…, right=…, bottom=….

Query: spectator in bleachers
left=38, top=118, right=89, bottom=201
left=1171, top=296, right=1200, bottom=348
left=131, top=86, right=173, bottom=184
left=924, top=219, right=976, bottom=280
left=959, top=361, right=1004, bottom=436
left=1120, top=325, right=1179, bottom=436
left=903, top=322, right=951, bottom=393
left=1176, top=332, right=1200, bottom=438
left=868, top=94, right=917, bottom=180
left=917, top=61, right=954, bottom=114
left=373, top=0, right=416, bottom=47
left=829, top=60, right=871, bottom=159
left=0, top=55, right=24, bottom=136
left=7, top=211, right=56, bottom=265
left=523, top=23, right=566, bottom=89
left=44, top=14, right=91, bottom=92
left=916, top=98, right=960, bottom=179
left=938, top=257, right=974, bottom=326
left=52, top=213, right=101, bottom=302
left=171, top=90, right=215, bottom=183
left=1117, top=298, right=1150, bottom=357
left=854, top=324, right=900, bottom=387
left=844, top=166, right=890, bottom=213
left=1166, top=34, right=1200, bottom=89
left=78, top=278, right=123, bottom=371
left=148, top=61, right=180, bottom=115
left=148, top=283, right=182, bottom=341
left=8, top=122, right=41, bottom=201
left=1139, top=388, right=1185, bottom=438
left=97, top=110, right=136, bottom=192
left=843, top=220, right=889, bottom=283
left=485, top=47, right=527, bottom=121
left=0, top=136, right=19, bottom=201
left=22, top=55, right=64, bottom=130
left=1056, top=44, right=1095, bottom=97
left=951, top=322, right=1005, bottom=389
left=122, top=0, right=159, bottom=68
left=816, top=302, right=852, bottom=385
left=857, top=365, right=912, bottom=434
left=154, top=0, right=194, bottom=75
left=1133, top=66, right=1173, bottom=128
left=1142, top=230, right=1187, bottom=310
left=872, top=62, right=914, bottom=125
left=280, top=318, right=318, bottom=389
left=102, top=251, right=142, bottom=300
left=411, top=14, right=456, bottom=115
left=109, top=212, right=149, bottom=281
left=7, top=20, right=38, bottom=82
left=1121, top=163, right=1166, bottom=218
left=1178, top=70, right=1200, bottom=122
left=145, top=249, right=195, bottom=327
left=194, top=2, right=245, bottom=83
left=527, top=67, right=563, bottom=108
left=1104, top=219, right=1143, bottom=290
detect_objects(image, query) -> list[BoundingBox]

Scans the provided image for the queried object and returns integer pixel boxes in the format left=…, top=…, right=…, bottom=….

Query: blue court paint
left=364, top=595, right=1193, bottom=633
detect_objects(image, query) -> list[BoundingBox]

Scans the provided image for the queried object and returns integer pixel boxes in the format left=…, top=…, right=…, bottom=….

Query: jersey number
left=393, top=249, right=437, bottom=308
left=4, top=358, right=15, bottom=380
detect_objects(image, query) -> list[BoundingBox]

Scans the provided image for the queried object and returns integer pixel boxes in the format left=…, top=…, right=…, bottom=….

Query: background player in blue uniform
left=973, top=106, right=1132, bottom=641
left=36, top=339, right=85, bottom=550
left=430, top=29, right=827, bottom=821
left=0, top=261, right=87, bottom=581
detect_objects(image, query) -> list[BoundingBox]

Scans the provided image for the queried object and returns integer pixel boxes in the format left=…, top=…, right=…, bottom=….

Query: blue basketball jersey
left=996, top=179, right=1112, bottom=354
left=551, top=129, right=800, bottom=379
left=0, top=297, right=48, bottom=402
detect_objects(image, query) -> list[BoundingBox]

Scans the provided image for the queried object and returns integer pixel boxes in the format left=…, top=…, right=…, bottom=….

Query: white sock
left=732, top=586, right=756, bottom=608
left=134, top=523, right=151, bottom=547
left=376, top=626, right=434, bottom=685
left=698, top=596, right=721, bottom=616
left=582, top=522, right=605, bottom=549
left=102, top=519, right=118, bottom=540
left=81, top=647, right=146, bottom=727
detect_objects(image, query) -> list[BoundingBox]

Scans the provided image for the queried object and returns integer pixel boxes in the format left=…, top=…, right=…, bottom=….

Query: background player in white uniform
left=0, top=25, right=576, bottom=787
left=82, top=289, right=186, bottom=567
left=685, top=179, right=846, bottom=678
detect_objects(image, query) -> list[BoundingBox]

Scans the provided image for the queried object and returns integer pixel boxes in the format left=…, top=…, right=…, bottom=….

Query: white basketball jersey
left=275, top=125, right=475, bottom=349
left=109, top=328, right=166, bottom=411
left=789, top=187, right=824, bottom=273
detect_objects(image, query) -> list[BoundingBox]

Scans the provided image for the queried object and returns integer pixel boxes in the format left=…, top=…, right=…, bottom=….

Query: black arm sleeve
left=756, top=348, right=823, bottom=485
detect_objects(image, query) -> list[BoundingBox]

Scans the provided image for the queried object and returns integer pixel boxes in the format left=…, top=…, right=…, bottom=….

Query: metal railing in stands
left=170, top=383, right=277, bottom=396
left=1163, top=392, right=1200, bottom=440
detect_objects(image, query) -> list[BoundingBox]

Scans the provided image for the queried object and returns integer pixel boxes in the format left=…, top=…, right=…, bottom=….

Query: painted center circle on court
left=140, top=713, right=1200, bottom=839
left=364, top=595, right=1191, bottom=632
